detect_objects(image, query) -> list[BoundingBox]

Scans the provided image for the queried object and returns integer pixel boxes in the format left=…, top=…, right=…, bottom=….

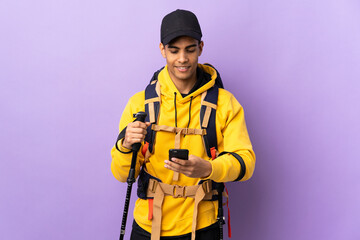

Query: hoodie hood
left=157, top=64, right=218, bottom=103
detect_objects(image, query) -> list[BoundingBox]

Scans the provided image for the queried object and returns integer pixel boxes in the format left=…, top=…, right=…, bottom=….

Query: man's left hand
left=164, top=155, right=212, bottom=178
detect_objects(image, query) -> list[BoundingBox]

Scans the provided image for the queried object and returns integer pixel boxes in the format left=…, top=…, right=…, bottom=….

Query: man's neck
left=170, top=72, right=197, bottom=95
left=172, top=79, right=196, bottom=95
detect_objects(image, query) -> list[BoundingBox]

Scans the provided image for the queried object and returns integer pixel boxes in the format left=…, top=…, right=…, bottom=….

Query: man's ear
left=159, top=43, right=166, bottom=58
left=198, top=41, right=204, bottom=57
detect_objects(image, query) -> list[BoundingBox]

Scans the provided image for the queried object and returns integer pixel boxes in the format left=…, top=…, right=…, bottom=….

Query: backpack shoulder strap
left=200, top=85, right=219, bottom=158
left=144, top=69, right=162, bottom=153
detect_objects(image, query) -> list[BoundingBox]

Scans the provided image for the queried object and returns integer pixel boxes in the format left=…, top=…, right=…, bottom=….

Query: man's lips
left=176, top=66, right=190, bottom=72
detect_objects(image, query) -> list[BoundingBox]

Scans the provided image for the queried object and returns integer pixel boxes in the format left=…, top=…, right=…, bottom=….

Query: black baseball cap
left=161, top=9, right=202, bottom=45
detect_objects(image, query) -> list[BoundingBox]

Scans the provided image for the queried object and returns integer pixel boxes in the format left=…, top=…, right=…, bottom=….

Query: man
left=111, top=9, right=255, bottom=240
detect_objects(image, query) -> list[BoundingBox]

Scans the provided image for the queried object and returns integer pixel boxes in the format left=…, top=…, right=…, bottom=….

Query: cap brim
left=162, top=30, right=202, bottom=45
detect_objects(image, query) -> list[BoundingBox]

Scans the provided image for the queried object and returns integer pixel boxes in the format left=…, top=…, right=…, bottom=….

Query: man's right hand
left=122, top=121, right=151, bottom=149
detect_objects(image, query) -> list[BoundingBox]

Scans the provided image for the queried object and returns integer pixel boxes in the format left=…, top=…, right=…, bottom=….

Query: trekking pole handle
left=132, top=112, right=147, bottom=152
left=128, top=112, right=147, bottom=179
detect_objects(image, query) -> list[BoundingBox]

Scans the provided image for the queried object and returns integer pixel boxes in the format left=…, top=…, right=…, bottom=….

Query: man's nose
left=178, top=51, right=188, bottom=63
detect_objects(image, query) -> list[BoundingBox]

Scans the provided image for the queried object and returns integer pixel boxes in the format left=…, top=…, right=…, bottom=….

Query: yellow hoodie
left=111, top=64, right=255, bottom=236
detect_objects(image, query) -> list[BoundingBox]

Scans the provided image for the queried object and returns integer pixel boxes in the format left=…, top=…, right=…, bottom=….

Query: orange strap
left=142, top=142, right=149, bottom=156
left=210, top=147, right=217, bottom=160
left=148, top=198, right=153, bottom=220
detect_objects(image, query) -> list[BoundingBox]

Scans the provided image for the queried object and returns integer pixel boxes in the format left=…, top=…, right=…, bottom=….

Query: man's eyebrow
left=185, top=44, right=197, bottom=49
left=167, top=44, right=198, bottom=49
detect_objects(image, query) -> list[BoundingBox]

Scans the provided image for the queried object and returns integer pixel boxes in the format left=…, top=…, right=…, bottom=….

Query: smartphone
left=169, top=149, right=189, bottom=161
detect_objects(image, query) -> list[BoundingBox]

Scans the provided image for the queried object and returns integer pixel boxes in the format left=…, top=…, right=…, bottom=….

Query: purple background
left=1, top=1, right=359, bottom=239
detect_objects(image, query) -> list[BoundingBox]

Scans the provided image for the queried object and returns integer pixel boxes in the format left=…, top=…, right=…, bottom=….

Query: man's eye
left=187, top=49, right=195, bottom=53
left=170, top=51, right=178, bottom=54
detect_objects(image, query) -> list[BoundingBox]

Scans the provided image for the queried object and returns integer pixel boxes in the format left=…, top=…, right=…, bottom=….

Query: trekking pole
left=216, top=182, right=225, bottom=240
left=119, top=111, right=147, bottom=240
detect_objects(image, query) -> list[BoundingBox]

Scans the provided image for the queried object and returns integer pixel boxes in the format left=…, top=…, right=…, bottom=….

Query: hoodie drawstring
left=174, top=92, right=178, bottom=127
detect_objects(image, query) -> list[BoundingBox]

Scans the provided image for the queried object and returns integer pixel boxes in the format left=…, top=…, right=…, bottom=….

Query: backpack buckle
left=173, top=185, right=185, bottom=198
left=202, top=180, right=211, bottom=193
left=148, top=179, right=158, bottom=193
